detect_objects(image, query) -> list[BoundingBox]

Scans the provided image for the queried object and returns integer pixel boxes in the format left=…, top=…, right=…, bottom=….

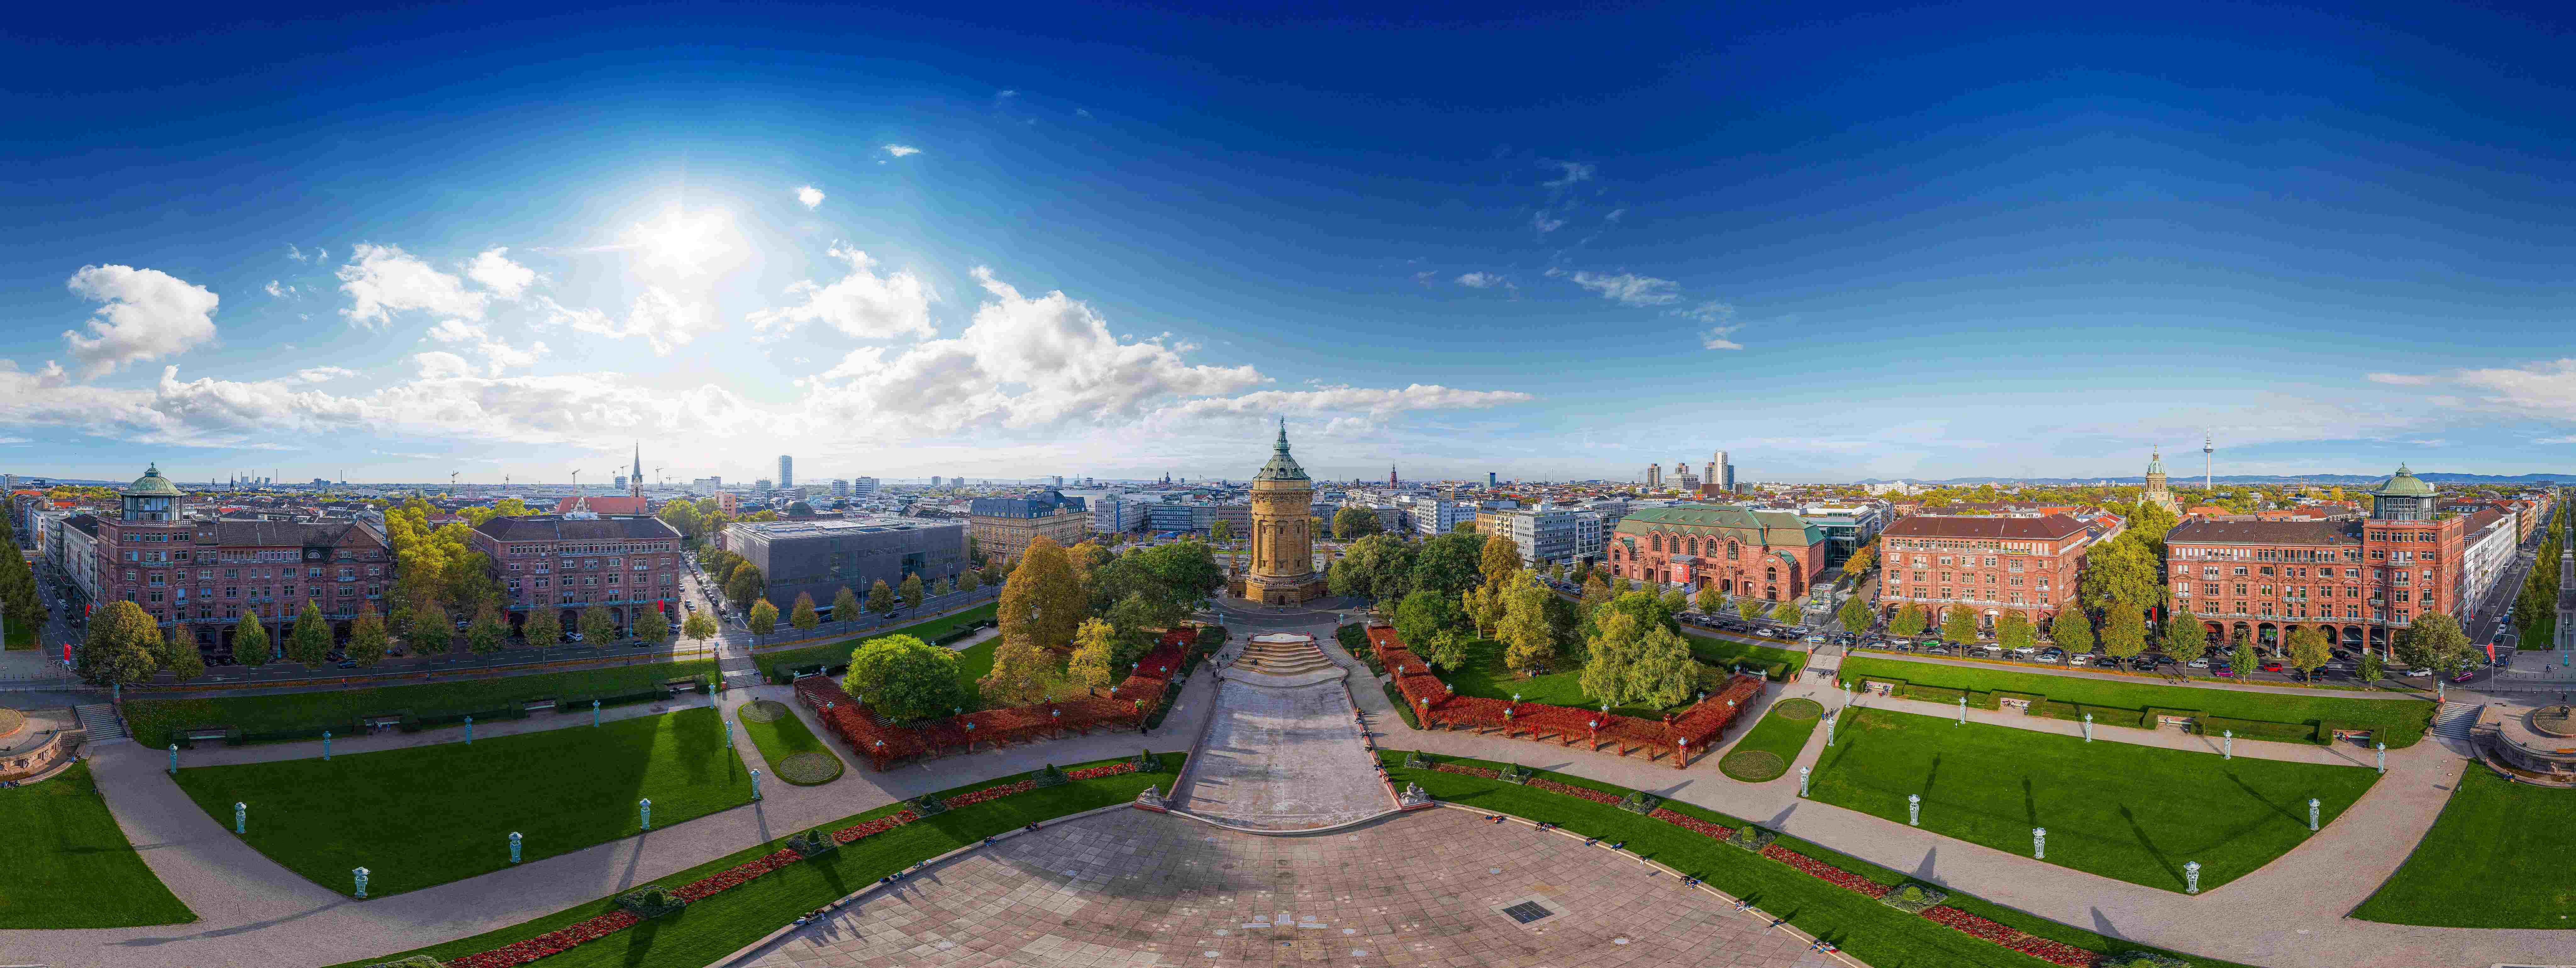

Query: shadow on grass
left=2119, top=805, right=2181, bottom=888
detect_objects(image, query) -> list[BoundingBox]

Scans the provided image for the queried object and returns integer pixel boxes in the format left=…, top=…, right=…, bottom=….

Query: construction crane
left=655, top=466, right=665, bottom=487
left=450, top=471, right=458, bottom=494
left=570, top=469, right=580, bottom=490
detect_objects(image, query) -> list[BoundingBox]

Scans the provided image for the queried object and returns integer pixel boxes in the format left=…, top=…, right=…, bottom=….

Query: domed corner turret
left=2370, top=463, right=2436, bottom=498
left=124, top=462, right=183, bottom=498
left=1253, top=418, right=1310, bottom=484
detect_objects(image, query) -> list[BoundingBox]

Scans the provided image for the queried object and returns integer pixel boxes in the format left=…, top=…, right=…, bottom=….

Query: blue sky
left=5, top=1, right=2575, bottom=485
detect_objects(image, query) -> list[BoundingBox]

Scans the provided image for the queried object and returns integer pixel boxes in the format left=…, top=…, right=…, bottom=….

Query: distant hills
left=1854, top=473, right=2576, bottom=486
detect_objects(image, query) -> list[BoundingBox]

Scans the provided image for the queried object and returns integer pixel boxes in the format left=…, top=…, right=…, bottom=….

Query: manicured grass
left=737, top=699, right=844, bottom=785
left=1840, top=655, right=2434, bottom=748
left=174, top=707, right=753, bottom=897
left=1718, top=697, right=1822, bottom=782
left=2522, top=613, right=2555, bottom=656
left=1811, top=707, right=2376, bottom=892
left=0, top=762, right=196, bottom=927
left=2353, top=767, right=2576, bottom=927
left=1383, top=750, right=2263, bottom=968
left=125, top=659, right=721, bottom=749
left=4, top=622, right=34, bottom=648
left=1680, top=629, right=1809, bottom=680
left=323, top=751, right=1186, bottom=968
left=1440, top=637, right=1681, bottom=718
left=755, top=602, right=998, bottom=681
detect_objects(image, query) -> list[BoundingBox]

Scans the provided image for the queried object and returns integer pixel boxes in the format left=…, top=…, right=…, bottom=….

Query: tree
left=747, top=600, right=778, bottom=635
left=957, top=565, right=984, bottom=593
left=1480, top=535, right=1523, bottom=589
left=1581, top=574, right=1613, bottom=611
left=1570, top=559, right=1594, bottom=585
left=842, top=634, right=966, bottom=722
left=1890, top=604, right=1928, bottom=638
left=2286, top=626, right=2332, bottom=682
left=1068, top=618, right=1117, bottom=690
left=1331, top=534, right=1416, bottom=605
left=521, top=608, right=562, bottom=649
left=0, top=532, right=43, bottom=638
left=1735, top=595, right=1765, bottom=621
left=410, top=601, right=451, bottom=657
left=348, top=605, right=390, bottom=666
left=1332, top=506, right=1384, bottom=541
left=791, top=592, right=821, bottom=633
left=1580, top=606, right=1646, bottom=706
left=1626, top=626, right=1698, bottom=709
left=2160, top=610, right=2208, bottom=667
left=725, top=565, right=766, bottom=610
left=900, top=572, right=925, bottom=609
left=1940, top=605, right=1980, bottom=646
left=1426, top=628, right=1472, bottom=671
left=164, top=633, right=207, bottom=682
left=2397, top=613, right=2476, bottom=677
left=861, top=579, right=893, bottom=615
left=467, top=605, right=508, bottom=656
left=683, top=610, right=718, bottom=643
left=1659, top=586, right=1690, bottom=619
left=2357, top=650, right=2384, bottom=683
left=2078, top=537, right=2161, bottom=613
left=1000, top=536, right=1085, bottom=650
left=2229, top=640, right=2259, bottom=676
left=1996, top=611, right=2036, bottom=653
left=1394, top=590, right=1466, bottom=650
left=287, top=601, right=333, bottom=665
left=76, top=601, right=159, bottom=687
left=580, top=603, right=619, bottom=644
left=635, top=605, right=672, bottom=647
left=982, top=639, right=1058, bottom=707
left=1209, top=519, right=1234, bottom=544
left=1496, top=570, right=1557, bottom=673
left=2049, top=609, right=2094, bottom=654
left=1769, top=599, right=1802, bottom=624
left=1837, top=596, right=1874, bottom=634
left=1463, top=583, right=1505, bottom=638
left=1409, top=531, right=1485, bottom=599
left=933, top=575, right=954, bottom=596
left=1842, top=543, right=1877, bottom=581
left=2100, top=608, right=2146, bottom=668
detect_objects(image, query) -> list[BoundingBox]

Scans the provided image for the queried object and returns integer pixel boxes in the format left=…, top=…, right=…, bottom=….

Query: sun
left=628, top=209, right=737, bottom=276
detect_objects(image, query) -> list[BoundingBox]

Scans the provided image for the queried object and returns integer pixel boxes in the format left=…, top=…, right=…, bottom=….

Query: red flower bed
left=673, top=849, right=803, bottom=903
left=832, top=809, right=919, bottom=844
left=1921, top=907, right=2095, bottom=966
left=446, top=911, right=642, bottom=968
left=1647, top=807, right=1733, bottom=840
left=1066, top=762, right=1136, bottom=781
left=1525, top=778, right=1624, bottom=806
left=946, top=779, right=1035, bottom=808
left=1760, top=844, right=1892, bottom=898
left=1432, top=763, right=1499, bottom=779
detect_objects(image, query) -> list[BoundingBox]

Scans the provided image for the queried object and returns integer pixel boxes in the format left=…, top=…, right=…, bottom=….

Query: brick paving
left=735, top=807, right=1841, bottom=968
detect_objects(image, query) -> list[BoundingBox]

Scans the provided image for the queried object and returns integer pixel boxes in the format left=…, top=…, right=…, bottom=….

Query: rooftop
left=2165, top=518, right=2361, bottom=547
left=1883, top=513, right=2090, bottom=541
left=471, top=514, right=685, bottom=543
left=730, top=516, right=961, bottom=539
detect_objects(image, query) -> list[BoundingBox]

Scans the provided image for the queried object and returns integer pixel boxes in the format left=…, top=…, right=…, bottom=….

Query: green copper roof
left=1614, top=504, right=1824, bottom=547
left=2371, top=464, right=2435, bottom=498
left=125, top=463, right=181, bottom=497
left=1253, top=419, right=1309, bottom=482
left=2145, top=449, right=2166, bottom=476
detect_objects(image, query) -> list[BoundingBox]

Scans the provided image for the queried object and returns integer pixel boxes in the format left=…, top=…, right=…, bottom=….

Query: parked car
left=2186, top=658, right=2210, bottom=669
left=683, top=601, right=696, bottom=611
left=2212, top=665, right=2236, bottom=677
left=2259, top=661, right=2285, bottom=673
left=2405, top=667, right=2434, bottom=678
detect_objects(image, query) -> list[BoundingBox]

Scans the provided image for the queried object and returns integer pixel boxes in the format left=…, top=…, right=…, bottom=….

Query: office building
left=1608, top=504, right=1828, bottom=601
left=2162, top=465, right=2464, bottom=656
left=721, top=515, right=968, bottom=616
left=969, top=490, right=1090, bottom=567
left=1880, top=514, right=2098, bottom=631
left=851, top=477, right=878, bottom=496
left=470, top=513, right=686, bottom=636
left=778, top=455, right=795, bottom=490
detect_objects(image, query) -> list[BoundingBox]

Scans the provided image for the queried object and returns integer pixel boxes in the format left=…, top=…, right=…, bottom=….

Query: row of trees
left=1385, top=534, right=1704, bottom=710
left=2512, top=501, right=2568, bottom=638
left=0, top=531, right=45, bottom=643
left=1876, top=596, right=2475, bottom=682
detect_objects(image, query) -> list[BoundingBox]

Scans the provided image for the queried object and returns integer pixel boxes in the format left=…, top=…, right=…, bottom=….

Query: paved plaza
left=1172, top=672, right=1393, bottom=831
left=734, top=806, right=1842, bottom=968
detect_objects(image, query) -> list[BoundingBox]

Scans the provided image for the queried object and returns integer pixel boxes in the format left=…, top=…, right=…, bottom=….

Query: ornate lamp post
left=234, top=801, right=246, bottom=834
left=1957, top=695, right=1966, bottom=726
left=1824, top=711, right=1836, bottom=747
left=2223, top=729, right=2233, bottom=760
left=322, top=729, right=332, bottom=760
left=465, top=715, right=474, bottom=744
left=725, top=717, right=734, bottom=748
left=2081, top=713, right=2093, bottom=743
left=2033, top=827, right=2046, bottom=860
left=1907, top=794, right=1920, bottom=826
left=2184, top=860, right=2201, bottom=894
left=353, top=867, right=370, bottom=899
left=592, top=699, right=602, bottom=726
left=168, top=743, right=179, bottom=774
left=2375, top=742, right=2386, bottom=775
left=639, top=798, right=652, bottom=831
left=751, top=768, right=763, bottom=801
left=2308, top=797, right=2320, bottom=832
left=509, top=832, right=522, bottom=864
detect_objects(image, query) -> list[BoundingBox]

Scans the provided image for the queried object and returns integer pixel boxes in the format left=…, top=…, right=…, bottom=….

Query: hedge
left=1383, top=682, right=1419, bottom=729
left=2031, top=701, right=2149, bottom=730
left=1842, top=670, right=2383, bottom=746
left=2193, top=716, right=2322, bottom=744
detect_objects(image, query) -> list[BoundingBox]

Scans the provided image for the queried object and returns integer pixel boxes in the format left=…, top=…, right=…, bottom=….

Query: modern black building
left=723, top=515, right=968, bottom=615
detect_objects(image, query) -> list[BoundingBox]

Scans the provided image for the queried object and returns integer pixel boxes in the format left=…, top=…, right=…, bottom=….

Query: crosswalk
left=2432, top=701, right=2481, bottom=741
left=74, top=703, right=130, bottom=744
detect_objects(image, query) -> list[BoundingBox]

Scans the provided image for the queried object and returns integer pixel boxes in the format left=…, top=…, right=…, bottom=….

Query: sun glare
left=628, top=209, right=738, bottom=276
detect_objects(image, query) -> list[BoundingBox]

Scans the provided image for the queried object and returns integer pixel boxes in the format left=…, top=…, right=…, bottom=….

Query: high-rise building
left=851, top=476, right=878, bottom=496
left=1645, top=463, right=1663, bottom=487
left=1711, top=450, right=1737, bottom=493
left=1487, top=471, right=1497, bottom=488
left=778, top=455, right=794, bottom=490
left=1052, top=475, right=1065, bottom=487
left=930, top=476, right=942, bottom=487
left=1388, top=464, right=1398, bottom=487
left=832, top=478, right=850, bottom=498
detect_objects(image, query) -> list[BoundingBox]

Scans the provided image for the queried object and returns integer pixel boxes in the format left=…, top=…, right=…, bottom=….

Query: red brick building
left=94, top=464, right=391, bottom=661
left=467, top=513, right=685, bottom=637
left=2163, top=466, right=2462, bottom=657
left=1605, top=506, right=1826, bottom=601
left=1878, top=513, right=2097, bottom=630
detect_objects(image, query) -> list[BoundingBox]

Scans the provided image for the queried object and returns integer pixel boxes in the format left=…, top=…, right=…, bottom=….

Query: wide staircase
left=1237, top=634, right=1336, bottom=676
left=2432, top=701, right=2482, bottom=741
left=717, top=642, right=763, bottom=687
left=74, top=704, right=129, bottom=745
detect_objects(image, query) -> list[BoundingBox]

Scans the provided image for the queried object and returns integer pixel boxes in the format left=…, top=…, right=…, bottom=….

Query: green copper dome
left=2371, top=464, right=2435, bottom=498
left=1254, top=419, right=1310, bottom=482
left=2145, top=449, right=2167, bottom=476
left=124, top=463, right=181, bottom=497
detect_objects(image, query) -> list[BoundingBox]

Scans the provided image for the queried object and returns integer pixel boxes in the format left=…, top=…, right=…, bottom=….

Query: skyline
left=8, top=4, right=2576, bottom=484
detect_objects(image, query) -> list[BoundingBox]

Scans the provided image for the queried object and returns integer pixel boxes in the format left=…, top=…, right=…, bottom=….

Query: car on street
left=2405, top=667, right=2434, bottom=678
left=2212, top=664, right=2236, bottom=677
left=2259, top=661, right=2285, bottom=673
left=683, top=601, right=695, bottom=611
left=2186, top=658, right=2210, bottom=669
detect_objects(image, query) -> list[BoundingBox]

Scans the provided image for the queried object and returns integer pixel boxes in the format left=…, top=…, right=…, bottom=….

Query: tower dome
left=125, top=462, right=181, bottom=498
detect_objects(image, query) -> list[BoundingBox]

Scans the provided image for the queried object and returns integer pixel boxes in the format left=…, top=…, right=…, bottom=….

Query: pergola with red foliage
left=794, top=635, right=1191, bottom=772
left=1365, top=623, right=1763, bottom=770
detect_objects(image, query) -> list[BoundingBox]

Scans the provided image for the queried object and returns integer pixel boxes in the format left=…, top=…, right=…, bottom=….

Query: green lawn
left=325, top=751, right=1185, bottom=968
left=174, top=707, right=753, bottom=897
left=0, top=762, right=195, bottom=927
left=4, top=621, right=34, bottom=649
left=1811, top=707, right=2377, bottom=892
left=1680, top=629, right=1809, bottom=680
left=1383, top=751, right=2263, bottom=968
left=755, top=602, right=998, bottom=681
left=125, top=659, right=720, bottom=749
left=1839, top=655, right=2434, bottom=748
left=1718, top=697, right=1823, bottom=782
left=2522, top=613, right=2556, bottom=655
left=2352, top=767, right=2576, bottom=927
left=1439, top=637, right=1685, bottom=718
left=737, top=699, right=844, bottom=785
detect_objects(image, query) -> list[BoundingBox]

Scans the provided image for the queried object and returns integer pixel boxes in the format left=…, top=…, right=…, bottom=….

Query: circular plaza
left=733, top=806, right=1842, bottom=968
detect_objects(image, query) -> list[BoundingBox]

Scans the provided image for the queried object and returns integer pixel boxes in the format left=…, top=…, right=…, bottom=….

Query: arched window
left=1728, top=542, right=1740, bottom=560
left=1650, top=534, right=1662, bottom=552
left=1766, top=566, right=1778, bottom=581
left=1687, top=537, right=1700, bottom=555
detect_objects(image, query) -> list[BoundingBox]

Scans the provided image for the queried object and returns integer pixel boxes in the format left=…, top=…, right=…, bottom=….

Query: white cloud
left=1411, top=270, right=1437, bottom=286
left=1701, top=327, right=1744, bottom=351
left=1674, top=300, right=1735, bottom=323
left=338, top=243, right=486, bottom=328
left=1532, top=212, right=1567, bottom=234
left=1558, top=270, right=1679, bottom=306
left=466, top=247, right=538, bottom=301
left=2366, top=372, right=2436, bottom=386
left=264, top=280, right=298, bottom=298
left=412, top=352, right=476, bottom=380
left=881, top=145, right=920, bottom=158
left=1605, top=208, right=1626, bottom=222
left=544, top=289, right=719, bottom=357
left=61, top=264, right=221, bottom=377
left=1455, top=272, right=1511, bottom=289
left=1154, top=384, right=1534, bottom=420
left=748, top=246, right=936, bottom=342
left=2539, top=435, right=2576, bottom=445
left=1075, top=108, right=1094, bottom=119
left=424, top=319, right=548, bottom=374
left=1541, top=160, right=1594, bottom=188
left=796, top=185, right=826, bottom=208
left=286, top=244, right=326, bottom=263
left=296, top=366, right=358, bottom=383
left=997, top=89, right=1018, bottom=99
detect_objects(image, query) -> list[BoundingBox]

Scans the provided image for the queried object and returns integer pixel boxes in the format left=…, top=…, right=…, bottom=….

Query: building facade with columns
left=1878, top=513, right=2096, bottom=630
left=1235, top=422, right=1327, bottom=605
left=2162, top=465, right=2464, bottom=656
left=1605, top=505, right=1827, bottom=601
left=91, top=464, right=393, bottom=661
left=968, top=490, right=1089, bottom=569
left=468, top=513, right=686, bottom=637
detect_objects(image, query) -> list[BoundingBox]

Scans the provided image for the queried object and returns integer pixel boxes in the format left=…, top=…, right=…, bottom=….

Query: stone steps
left=74, top=703, right=129, bottom=744
left=2433, top=701, right=2481, bottom=740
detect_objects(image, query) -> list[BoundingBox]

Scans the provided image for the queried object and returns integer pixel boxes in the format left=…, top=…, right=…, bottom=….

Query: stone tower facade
left=1237, top=420, right=1328, bottom=605
left=2143, top=449, right=2179, bottom=516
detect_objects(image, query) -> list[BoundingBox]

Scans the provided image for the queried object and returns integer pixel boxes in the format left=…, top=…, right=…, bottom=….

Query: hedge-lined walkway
left=1847, top=688, right=2373, bottom=766
left=154, top=692, right=716, bottom=768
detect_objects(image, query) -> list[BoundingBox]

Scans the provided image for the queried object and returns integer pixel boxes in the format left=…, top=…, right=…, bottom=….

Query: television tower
left=2201, top=431, right=2213, bottom=492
